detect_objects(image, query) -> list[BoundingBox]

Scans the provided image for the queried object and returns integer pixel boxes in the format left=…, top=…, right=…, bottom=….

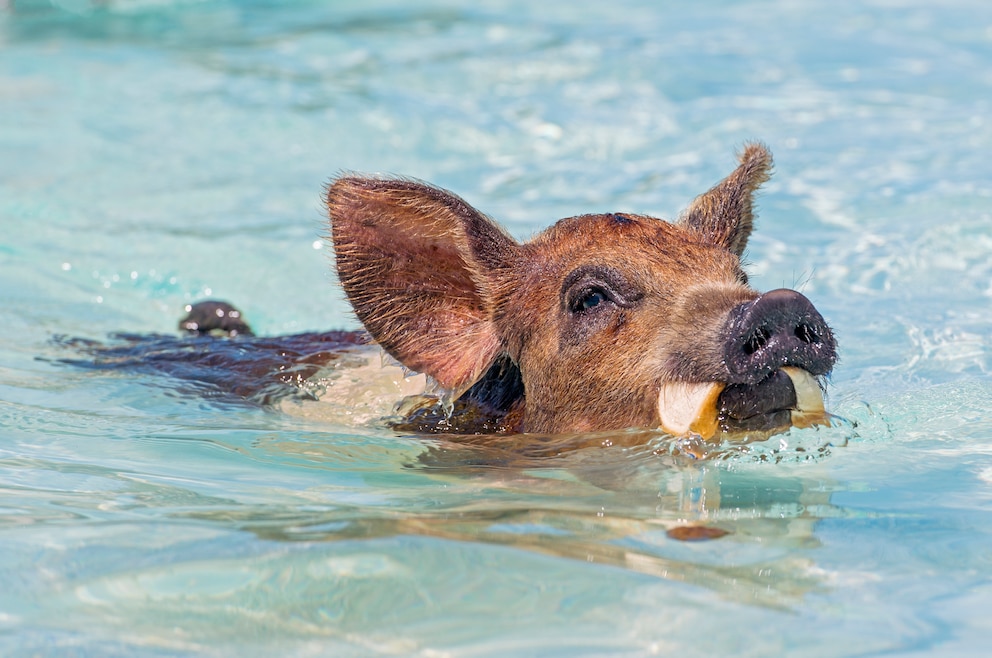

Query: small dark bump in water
left=179, top=300, right=254, bottom=337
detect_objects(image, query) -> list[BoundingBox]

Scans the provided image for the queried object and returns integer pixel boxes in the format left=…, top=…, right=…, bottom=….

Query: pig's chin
left=657, top=367, right=827, bottom=439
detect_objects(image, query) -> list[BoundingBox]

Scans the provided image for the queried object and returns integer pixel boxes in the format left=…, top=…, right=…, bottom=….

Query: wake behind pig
left=63, top=143, right=836, bottom=440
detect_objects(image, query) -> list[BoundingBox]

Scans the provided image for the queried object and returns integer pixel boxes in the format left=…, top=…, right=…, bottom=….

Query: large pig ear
left=679, top=143, right=773, bottom=257
left=328, top=177, right=518, bottom=393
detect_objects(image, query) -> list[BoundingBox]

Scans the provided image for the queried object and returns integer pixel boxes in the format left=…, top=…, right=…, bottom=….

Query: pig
left=327, top=143, right=836, bottom=438
left=68, top=143, right=835, bottom=441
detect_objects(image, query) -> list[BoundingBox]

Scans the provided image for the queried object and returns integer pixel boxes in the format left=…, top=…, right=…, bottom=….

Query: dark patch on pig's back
left=53, top=330, right=368, bottom=406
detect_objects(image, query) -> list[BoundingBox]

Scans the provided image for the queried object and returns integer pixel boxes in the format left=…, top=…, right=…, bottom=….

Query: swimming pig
left=327, top=143, right=836, bottom=437
left=67, top=143, right=835, bottom=440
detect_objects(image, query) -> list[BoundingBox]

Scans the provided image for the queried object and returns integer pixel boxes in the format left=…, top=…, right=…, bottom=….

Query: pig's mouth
left=657, top=367, right=827, bottom=439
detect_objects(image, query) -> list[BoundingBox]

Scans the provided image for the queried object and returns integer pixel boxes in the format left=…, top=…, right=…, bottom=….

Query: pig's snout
left=723, top=289, right=836, bottom=384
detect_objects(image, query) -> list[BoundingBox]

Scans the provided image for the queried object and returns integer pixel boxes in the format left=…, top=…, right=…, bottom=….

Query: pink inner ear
left=328, top=177, right=510, bottom=393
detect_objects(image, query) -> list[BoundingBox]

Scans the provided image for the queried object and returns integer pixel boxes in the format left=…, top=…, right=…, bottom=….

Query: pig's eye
left=562, top=265, right=643, bottom=317
left=568, top=286, right=616, bottom=314
left=578, top=289, right=607, bottom=311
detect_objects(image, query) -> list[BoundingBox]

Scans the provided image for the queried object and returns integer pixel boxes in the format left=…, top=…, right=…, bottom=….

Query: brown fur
left=329, top=144, right=807, bottom=434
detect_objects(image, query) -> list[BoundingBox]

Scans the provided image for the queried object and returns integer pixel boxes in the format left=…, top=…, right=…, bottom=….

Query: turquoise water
left=3, top=0, right=992, bottom=655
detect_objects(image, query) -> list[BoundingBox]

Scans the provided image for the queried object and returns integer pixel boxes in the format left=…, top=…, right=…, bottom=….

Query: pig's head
left=327, top=144, right=836, bottom=438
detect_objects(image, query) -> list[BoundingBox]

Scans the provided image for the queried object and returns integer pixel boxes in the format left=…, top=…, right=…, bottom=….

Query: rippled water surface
left=3, top=1, right=992, bottom=655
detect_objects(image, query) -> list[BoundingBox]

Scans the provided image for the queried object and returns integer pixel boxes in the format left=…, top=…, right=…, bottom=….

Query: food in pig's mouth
left=658, top=367, right=826, bottom=439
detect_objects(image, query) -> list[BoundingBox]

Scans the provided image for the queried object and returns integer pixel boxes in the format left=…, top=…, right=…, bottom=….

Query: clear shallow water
left=2, top=0, right=992, bottom=655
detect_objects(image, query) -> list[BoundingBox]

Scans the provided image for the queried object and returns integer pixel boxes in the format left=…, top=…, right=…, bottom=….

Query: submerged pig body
left=329, top=143, right=837, bottom=436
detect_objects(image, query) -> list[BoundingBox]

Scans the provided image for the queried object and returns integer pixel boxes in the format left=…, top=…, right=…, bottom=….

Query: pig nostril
left=742, top=326, right=772, bottom=355
left=795, top=322, right=819, bottom=345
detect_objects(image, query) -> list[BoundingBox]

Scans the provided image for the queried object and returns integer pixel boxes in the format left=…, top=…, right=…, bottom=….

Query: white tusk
left=658, top=381, right=725, bottom=439
left=782, top=366, right=828, bottom=428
